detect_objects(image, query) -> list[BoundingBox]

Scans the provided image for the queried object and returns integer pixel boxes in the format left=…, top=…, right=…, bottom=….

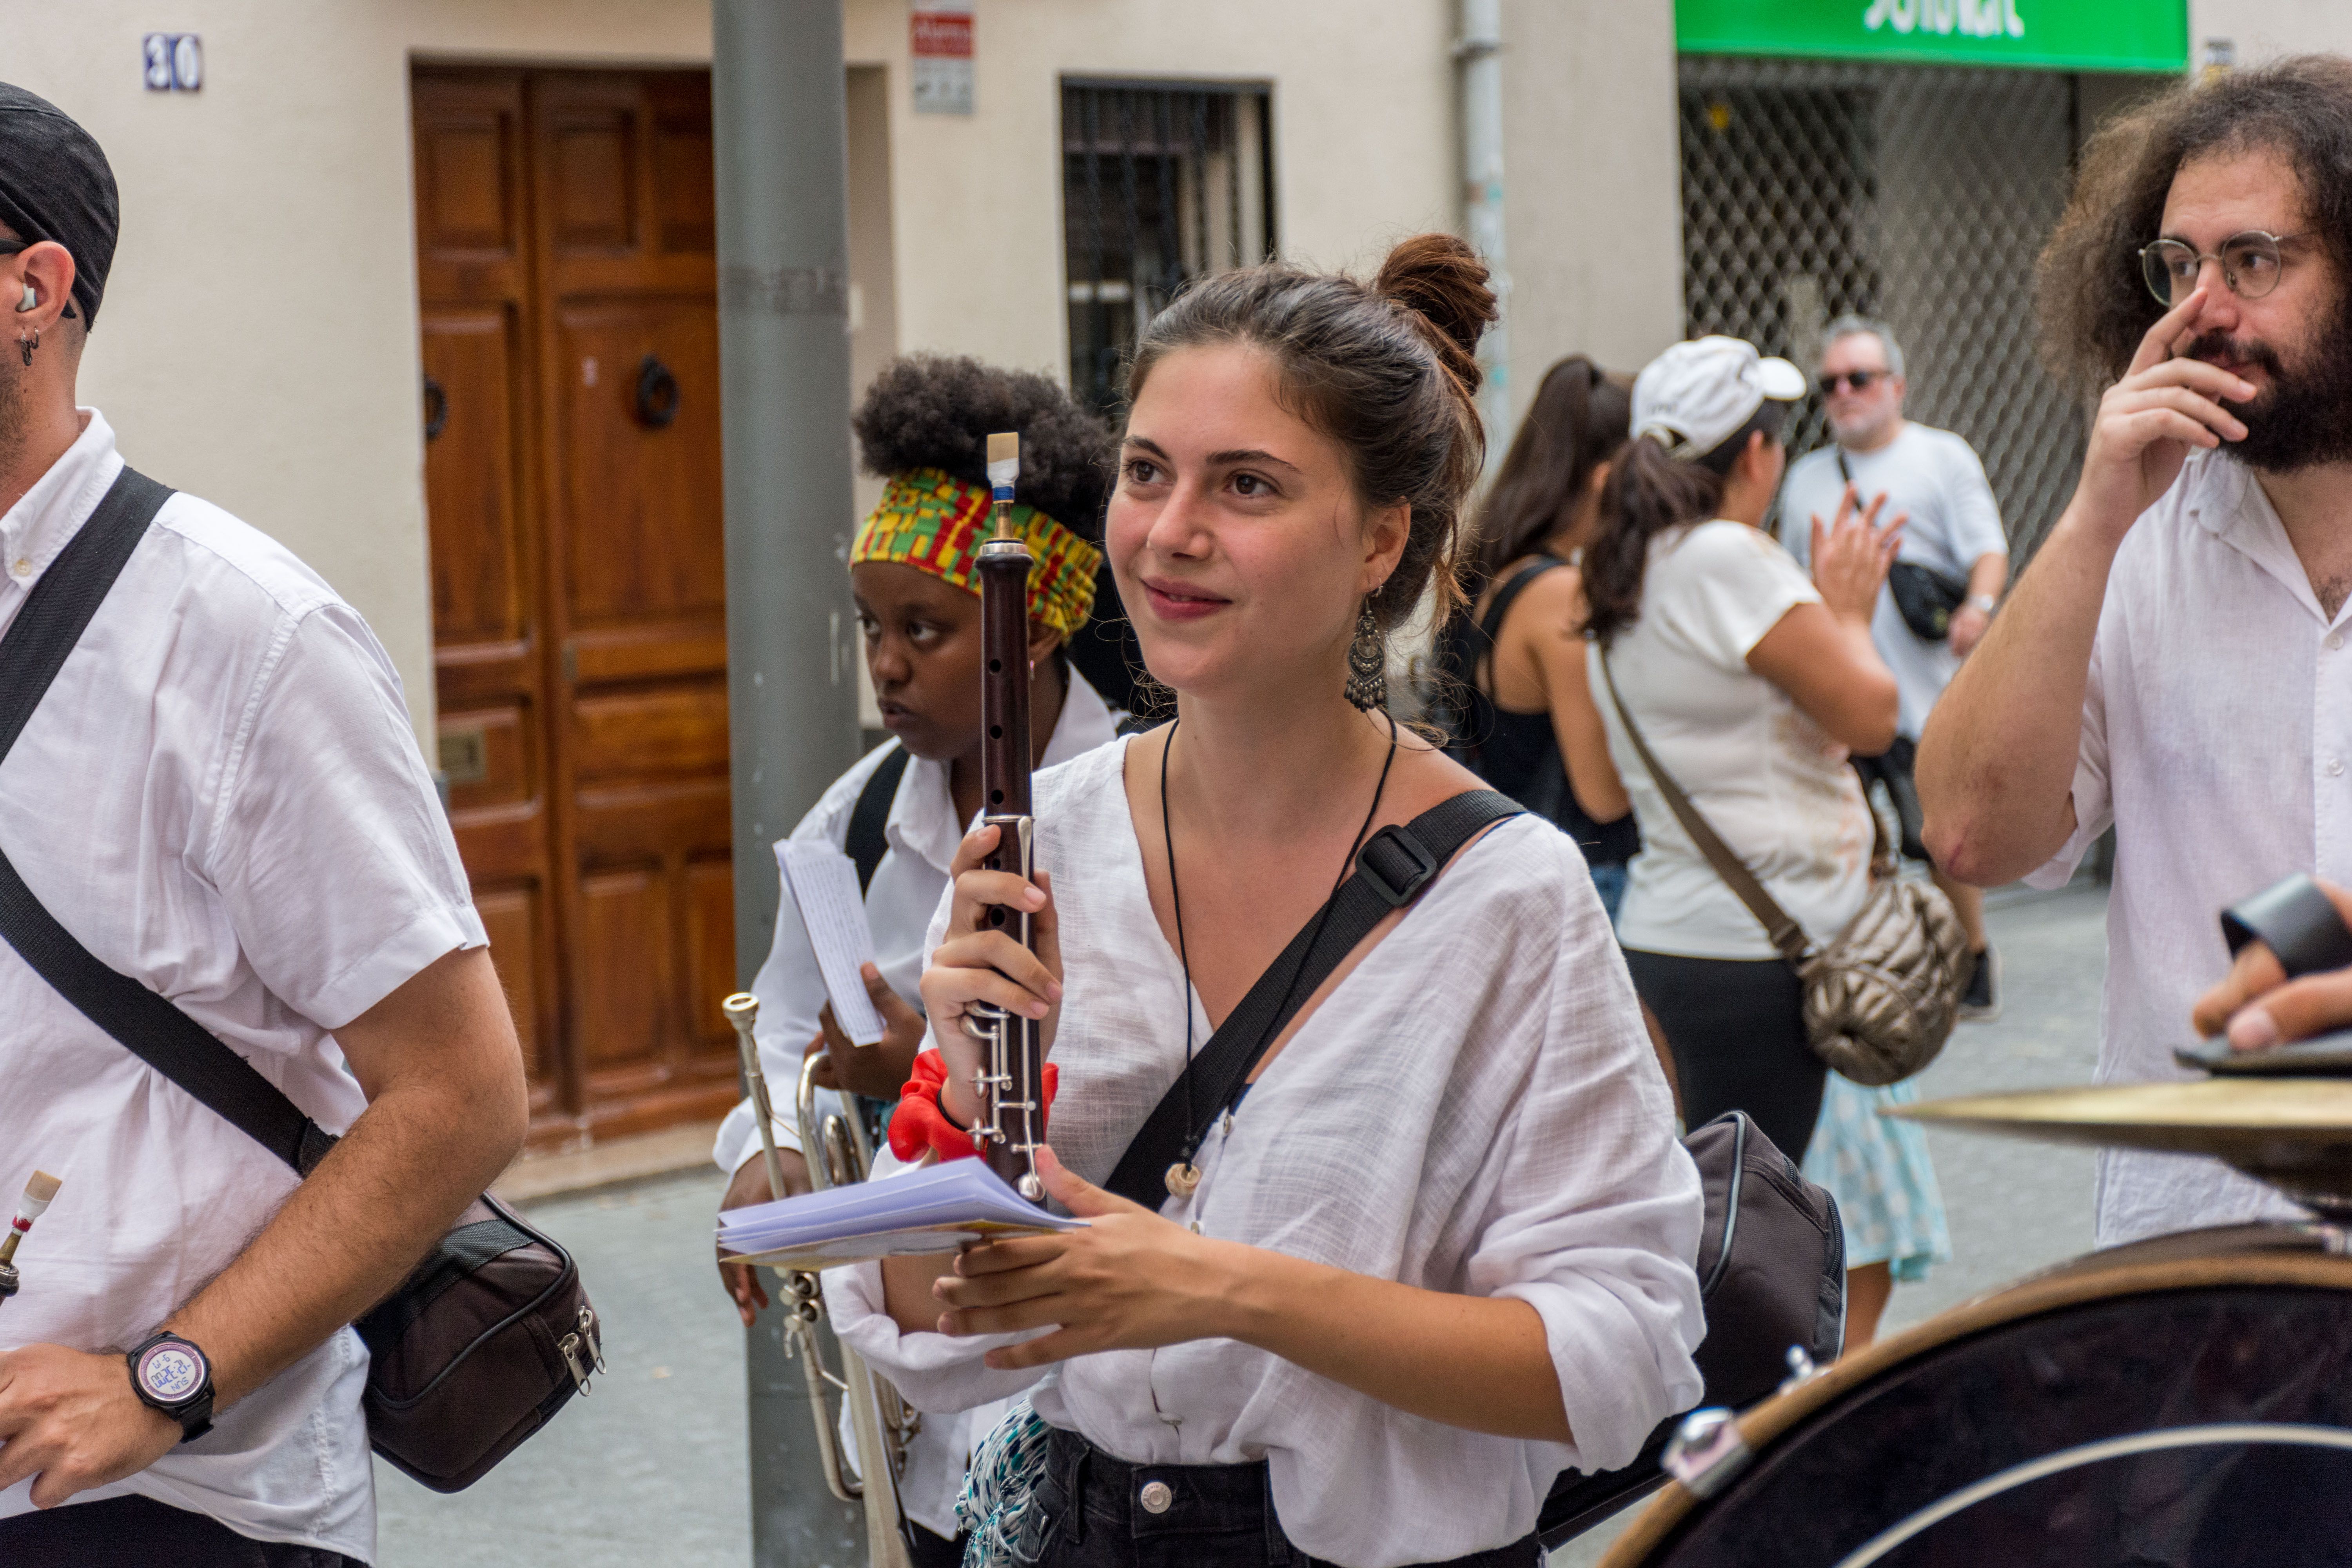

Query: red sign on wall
left=913, top=2, right=975, bottom=113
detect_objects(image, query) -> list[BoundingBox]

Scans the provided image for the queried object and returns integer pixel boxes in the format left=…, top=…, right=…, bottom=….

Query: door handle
left=635, top=354, right=680, bottom=429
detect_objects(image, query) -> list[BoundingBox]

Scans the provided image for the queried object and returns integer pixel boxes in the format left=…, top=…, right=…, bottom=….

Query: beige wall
left=1499, top=0, right=1686, bottom=402
left=5, top=0, right=1470, bottom=752
left=843, top=0, right=1458, bottom=383
left=2189, top=2, right=2352, bottom=64
left=0, top=1, right=711, bottom=753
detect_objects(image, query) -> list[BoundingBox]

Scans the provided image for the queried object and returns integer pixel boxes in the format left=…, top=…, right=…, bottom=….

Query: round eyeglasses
left=2140, top=230, right=2312, bottom=305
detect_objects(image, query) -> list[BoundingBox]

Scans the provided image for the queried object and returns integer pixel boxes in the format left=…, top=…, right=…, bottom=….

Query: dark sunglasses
left=1819, top=369, right=1888, bottom=394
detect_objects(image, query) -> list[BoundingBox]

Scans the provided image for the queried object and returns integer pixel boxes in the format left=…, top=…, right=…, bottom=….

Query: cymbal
left=1890, top=1079, right=2352, bottom=1218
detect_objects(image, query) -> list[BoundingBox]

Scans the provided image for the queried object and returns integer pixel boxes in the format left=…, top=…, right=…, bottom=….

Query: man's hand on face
left=1948, top=603, right=1991, bottom=657
left=0, top=1343, right=182, bottom=1508
left=2071, top=286, right=2254, bottom=543
left=805, top=964, right=927, bottom=1103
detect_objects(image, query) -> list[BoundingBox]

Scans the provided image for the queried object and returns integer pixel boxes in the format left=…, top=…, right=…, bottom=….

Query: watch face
left=135, top=1341, right=205, bottom=1405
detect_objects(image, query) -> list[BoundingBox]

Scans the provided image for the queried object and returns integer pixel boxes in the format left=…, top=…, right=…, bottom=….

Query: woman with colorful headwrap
left=712, top=355, right=1121, bottom=1566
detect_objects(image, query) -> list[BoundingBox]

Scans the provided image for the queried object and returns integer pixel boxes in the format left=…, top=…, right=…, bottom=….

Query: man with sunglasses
left=1920, top=55, right=2352, bottom=1245
left=1779, top=317, right=2009, bottom=1020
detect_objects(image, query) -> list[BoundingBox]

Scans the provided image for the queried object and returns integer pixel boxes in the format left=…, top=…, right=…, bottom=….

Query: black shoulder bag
left=0, top=466, right=599, bottom=1494
left=1839, top=449, right=1966, bottom=642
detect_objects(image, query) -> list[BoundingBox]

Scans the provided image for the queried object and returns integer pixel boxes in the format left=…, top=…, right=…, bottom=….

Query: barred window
left=1062, top=80, right=1275, bottom=415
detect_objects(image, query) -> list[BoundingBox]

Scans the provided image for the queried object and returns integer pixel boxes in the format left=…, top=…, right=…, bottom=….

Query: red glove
left=888, top=1048, right=1059, bottom=1165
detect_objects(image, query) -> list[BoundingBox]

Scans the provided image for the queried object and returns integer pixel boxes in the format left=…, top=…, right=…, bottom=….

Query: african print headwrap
left=850, top=468, right=1102, bottom=639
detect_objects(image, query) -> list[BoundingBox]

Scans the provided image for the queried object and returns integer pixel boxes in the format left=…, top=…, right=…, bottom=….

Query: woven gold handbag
left=1600, top=651, right=1970, bottom=1086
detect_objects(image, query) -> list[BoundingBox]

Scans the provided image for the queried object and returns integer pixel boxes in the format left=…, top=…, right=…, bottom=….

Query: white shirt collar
left=2181, top=450, right=2343, bottom=627
left=0, top=408, right=123, bottom=596
left=889, top=669, right=1122, bottom=874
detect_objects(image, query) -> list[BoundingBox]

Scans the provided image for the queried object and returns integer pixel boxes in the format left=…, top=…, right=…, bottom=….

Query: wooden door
left=414, top=67, right=740, bottom=1147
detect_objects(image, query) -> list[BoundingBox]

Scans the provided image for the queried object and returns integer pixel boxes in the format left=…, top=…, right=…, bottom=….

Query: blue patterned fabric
left=958, top=1397, right=1054, bottom=1568
left=1800, top=1074, right=1952, bottom=1283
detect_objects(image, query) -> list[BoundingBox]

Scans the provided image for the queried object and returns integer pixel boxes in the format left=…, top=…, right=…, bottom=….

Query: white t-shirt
left=2026, top=450, right=2339, bottom=1244
left=1595, top=519, right=1875, bottom=961
left=0, top=412, right=485, bottom=1557
left=829, top=740, right=1704, bottom=1568
left=1779, top=423, right=2009, bottom=741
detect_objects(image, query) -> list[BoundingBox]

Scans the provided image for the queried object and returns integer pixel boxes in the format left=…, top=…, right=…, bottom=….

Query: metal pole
left=711, top=2, right=864, bottom=1562
left=1457, top=0, right=1510, bottom=468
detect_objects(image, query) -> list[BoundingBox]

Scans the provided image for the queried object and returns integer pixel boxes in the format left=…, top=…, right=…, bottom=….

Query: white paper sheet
left=716, top=1158, right=1081, bottom=1270
left=779, top=840, right=889, bottom=1045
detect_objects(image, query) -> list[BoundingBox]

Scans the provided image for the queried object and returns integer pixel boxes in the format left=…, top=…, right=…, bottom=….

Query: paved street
left=377, top=882, right=2112, bottom=1568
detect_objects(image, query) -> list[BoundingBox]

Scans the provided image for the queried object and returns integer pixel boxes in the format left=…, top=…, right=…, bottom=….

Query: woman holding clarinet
left=828, top=236, right=1704, bottom=1568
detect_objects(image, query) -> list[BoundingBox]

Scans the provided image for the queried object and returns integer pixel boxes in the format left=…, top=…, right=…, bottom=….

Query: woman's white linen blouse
left=826, top=740, right=1704, bottom=1568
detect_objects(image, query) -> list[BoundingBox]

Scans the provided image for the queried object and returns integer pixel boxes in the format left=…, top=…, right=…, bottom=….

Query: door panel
left=416, top=64, right=737, bottom=1146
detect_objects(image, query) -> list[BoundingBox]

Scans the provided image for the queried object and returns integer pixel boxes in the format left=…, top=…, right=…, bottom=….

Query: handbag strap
left=846, top=744, right=911, bottom=896
left=1103, top=788, right=1523, bottom=1209
left=1596, top=644, right=1812, bottom=966
left=0, top=466, right=337, bottom=1178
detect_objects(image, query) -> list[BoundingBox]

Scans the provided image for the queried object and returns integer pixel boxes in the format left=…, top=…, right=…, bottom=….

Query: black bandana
left=0, top=83, right=118, bottom=329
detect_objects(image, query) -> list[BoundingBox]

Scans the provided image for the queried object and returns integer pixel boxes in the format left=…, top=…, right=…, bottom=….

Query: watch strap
left=127, top=1330, right=216, bottom=1443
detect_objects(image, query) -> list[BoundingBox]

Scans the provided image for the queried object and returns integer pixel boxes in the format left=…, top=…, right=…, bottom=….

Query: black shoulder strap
left=1103, top=789, right=1524, bottom=1208
left=846, top=744, right=911, bottom=896
left=1476, top=554, right=1567, bottom=649
left=0, top=466, right=336, bottom=1178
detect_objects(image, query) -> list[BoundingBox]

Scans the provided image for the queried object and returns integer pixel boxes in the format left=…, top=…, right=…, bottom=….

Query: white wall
left=2189, top=1, right=2352, bottom=65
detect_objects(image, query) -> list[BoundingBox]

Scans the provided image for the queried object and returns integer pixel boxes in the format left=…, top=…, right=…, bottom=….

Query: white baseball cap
left=1631, top=336, right=1807, bottom=463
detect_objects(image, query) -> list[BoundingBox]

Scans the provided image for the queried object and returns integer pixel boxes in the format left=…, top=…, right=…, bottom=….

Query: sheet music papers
left=716, top=1158, right=1082, bottom=1272
left=778, top=840, right=888, bottom=1045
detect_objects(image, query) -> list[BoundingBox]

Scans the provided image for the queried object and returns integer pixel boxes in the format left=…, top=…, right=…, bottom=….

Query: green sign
left=1676, top=0, right=2188, bottom=74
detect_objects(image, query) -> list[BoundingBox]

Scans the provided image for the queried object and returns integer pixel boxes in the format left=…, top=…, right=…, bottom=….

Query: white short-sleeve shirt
left=0, top=412, right=486, bottom=1558
left=1780, top=423, right=2009, bottom=740
left=2027, top=450, right=2350, bottom=1244
left=1596, top=519, right=1876, bottom=960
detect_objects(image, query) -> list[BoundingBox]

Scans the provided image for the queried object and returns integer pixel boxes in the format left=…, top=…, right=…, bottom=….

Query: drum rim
left=1598, top=1225, right=2352, bottom=1568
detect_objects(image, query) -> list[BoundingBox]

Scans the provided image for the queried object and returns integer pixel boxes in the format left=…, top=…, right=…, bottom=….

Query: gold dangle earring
left=1344, top=598, right=1388, bottom=711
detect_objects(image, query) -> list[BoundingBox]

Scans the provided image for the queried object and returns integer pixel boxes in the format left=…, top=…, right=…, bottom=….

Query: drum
left=1599, top=1222, right=2352, bottom=1568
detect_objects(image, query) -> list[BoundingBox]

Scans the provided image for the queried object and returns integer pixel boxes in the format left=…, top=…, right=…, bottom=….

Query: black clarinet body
left=967, top=528, right=1049, bottom=1205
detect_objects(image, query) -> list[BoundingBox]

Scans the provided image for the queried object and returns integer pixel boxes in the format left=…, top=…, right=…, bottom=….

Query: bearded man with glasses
left=1920, top=54, right=2352, bottom=1245
left=1779, top=316, right=2009, bottom=1021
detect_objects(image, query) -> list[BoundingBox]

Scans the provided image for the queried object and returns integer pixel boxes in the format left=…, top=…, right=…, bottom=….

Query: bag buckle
left=1356, top=826, right=1438, bottom=909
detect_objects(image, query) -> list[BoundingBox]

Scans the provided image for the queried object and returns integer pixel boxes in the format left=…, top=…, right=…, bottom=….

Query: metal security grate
left=1062, top=81, right=1275, bottom=415
left=1680, top=58, right=2083, bottom=552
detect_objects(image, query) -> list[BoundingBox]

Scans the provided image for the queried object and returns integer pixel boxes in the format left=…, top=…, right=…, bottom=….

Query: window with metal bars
left=1062, top=80, right=1275, bottom=415
left=1679, top=57, right=2090, bottom=554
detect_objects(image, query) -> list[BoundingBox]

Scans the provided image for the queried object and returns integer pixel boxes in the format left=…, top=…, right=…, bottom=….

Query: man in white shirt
left=711, top=356, right=1118, bottom=1563
left=1780, top=317, right=2009, bottom=1019
left=1920, top=56, right=2352, bottom=1244
left=0, top=85, right=525, bottom=1562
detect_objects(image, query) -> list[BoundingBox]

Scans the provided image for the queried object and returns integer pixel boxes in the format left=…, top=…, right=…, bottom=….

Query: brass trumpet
left=723, top=991, right=917, bottom=1568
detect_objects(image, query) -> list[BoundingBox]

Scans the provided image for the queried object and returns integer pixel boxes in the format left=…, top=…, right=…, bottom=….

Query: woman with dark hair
left=827, top=237, right=1703, bottom=1568
left=1447, top=355, right=1639, bottom=915
left=710, top=355, right=1123, bottom=1566
left=1583, top=337, right=1902, bottom=1164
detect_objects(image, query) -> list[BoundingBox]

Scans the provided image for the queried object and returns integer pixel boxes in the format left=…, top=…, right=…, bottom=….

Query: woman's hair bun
left=1373, top=233, right=1498, bottom=394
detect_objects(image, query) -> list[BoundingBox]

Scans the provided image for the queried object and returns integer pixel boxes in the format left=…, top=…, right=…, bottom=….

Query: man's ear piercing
left=13, top=282, right=33, bottom=314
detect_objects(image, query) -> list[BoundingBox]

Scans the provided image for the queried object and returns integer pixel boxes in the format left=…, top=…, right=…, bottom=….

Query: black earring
left=1344, top=599, right=1388, bottom=711
left=16, top=329, right=34, bottom=368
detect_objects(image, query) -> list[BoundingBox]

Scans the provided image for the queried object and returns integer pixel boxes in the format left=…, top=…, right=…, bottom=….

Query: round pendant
left=1164, top=1161, right=1201, bottom=1199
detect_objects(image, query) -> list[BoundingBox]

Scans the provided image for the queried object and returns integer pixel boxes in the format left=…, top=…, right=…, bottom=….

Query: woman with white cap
left=1580, top=336, right=1903, bottom=1161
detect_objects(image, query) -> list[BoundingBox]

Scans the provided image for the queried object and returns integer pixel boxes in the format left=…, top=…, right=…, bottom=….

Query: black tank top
left=1439, top=556, right=1641, bottom=867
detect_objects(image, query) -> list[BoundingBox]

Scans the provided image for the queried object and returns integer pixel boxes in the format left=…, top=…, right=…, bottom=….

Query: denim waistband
left=1037, top=1426, right=1541, bottom=1568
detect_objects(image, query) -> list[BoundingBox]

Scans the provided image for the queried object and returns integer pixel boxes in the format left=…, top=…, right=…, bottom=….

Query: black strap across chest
left=846, top=744, right=912, bottom=895
left=1102, top=788, right=1524, bottom=1209
left=0, top=466, right=338, bottom=1177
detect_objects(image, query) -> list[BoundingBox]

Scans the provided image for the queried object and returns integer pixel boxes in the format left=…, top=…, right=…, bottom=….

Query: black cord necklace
left=1159, top=709, right=1401, bottom=1199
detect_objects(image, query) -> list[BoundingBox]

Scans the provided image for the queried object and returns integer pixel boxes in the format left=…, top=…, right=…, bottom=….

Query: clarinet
left=963, top=431, right=1049, bottom=1205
